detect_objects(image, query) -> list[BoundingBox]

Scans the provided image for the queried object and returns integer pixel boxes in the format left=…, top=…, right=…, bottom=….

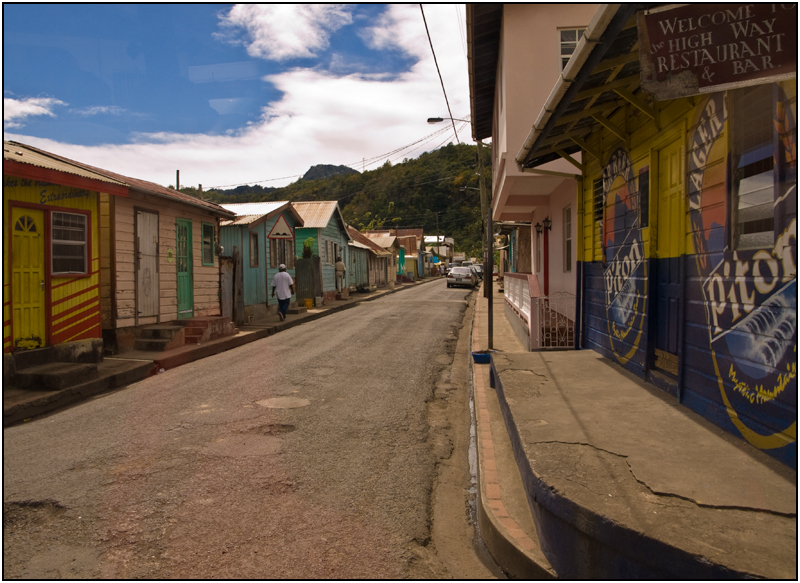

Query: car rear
left=446, top=266, right=475, bottom=288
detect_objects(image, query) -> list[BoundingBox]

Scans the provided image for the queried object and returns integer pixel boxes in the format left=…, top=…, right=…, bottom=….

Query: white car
left=447, top=266, right=477, bottom=288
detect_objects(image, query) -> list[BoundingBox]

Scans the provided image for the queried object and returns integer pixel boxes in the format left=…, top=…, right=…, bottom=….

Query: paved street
left=4, top=281, right=493, bottom=579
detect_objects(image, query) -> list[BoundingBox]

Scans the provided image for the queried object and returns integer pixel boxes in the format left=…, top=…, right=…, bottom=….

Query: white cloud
left=4, top=5, right=472, bottom=190
left=3, top=97, right=66, bottom=129
left=214, top=4, right=353, bottom=61
left=73, top=106, right=127, bottom=116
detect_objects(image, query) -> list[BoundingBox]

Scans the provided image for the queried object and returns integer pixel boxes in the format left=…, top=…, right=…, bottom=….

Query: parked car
left=473, top=264, right=484, bottom=279
left=447, top=266, right=477, bottom=289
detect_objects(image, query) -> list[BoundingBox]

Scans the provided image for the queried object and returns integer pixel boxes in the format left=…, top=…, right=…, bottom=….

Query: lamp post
left=430, top=117, right=491, bottom=347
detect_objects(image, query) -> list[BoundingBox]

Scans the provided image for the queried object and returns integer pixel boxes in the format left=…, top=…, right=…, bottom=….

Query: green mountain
left=301, top=164, right=359, bottom=181
left=206, top=143, right=491, bottom=257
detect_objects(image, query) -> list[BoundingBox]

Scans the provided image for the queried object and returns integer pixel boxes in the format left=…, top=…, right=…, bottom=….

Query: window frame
left=249, top=231, right=259, bottom=267
left=559, top=27, right=585, bottom=71
left=201, top=222, right=215, bottom=266
left=51, top=210, right=89, bottom=276
left=729, top=84, right=778, bottom=251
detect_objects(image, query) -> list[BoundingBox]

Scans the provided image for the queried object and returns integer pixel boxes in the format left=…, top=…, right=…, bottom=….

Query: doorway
left=653, top=137, right=684, bottom=376
left=176, top=218, right=194, bottom=319
left=136, top=210, right=159, bottom=323
left=11, top=207, right=46, bottom=350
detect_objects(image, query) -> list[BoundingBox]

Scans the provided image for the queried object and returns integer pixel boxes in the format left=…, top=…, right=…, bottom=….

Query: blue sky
left=4, top=4, right=472, bottom=189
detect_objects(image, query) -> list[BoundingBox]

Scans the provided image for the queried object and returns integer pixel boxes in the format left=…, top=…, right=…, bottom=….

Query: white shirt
left=271, top=271, right=294, bottom=300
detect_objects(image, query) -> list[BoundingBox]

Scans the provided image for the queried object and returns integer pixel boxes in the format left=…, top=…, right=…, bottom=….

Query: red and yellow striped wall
left=4, top=176, right=101, bottom=353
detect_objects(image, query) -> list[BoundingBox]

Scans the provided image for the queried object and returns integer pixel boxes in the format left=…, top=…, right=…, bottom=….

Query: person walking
left=271, top=264, right=295, bottom=321
left=335, top=256, right=346, bottom=292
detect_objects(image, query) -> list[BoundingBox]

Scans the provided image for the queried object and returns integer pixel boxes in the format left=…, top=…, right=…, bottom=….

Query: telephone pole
left=477, top=140, right=492, bottom=349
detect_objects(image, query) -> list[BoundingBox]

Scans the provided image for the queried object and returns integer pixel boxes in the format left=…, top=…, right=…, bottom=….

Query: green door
left=176, top=218, right=194, bottom=319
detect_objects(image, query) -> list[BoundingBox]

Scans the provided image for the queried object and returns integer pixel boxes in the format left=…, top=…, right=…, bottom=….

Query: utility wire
left=207, top=123, right=456, bottom=190
left=420, top=4, right=459, bottom=145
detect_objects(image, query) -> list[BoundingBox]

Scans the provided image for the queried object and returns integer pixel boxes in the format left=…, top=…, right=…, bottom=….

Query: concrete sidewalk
left=4, top=279, right=437, bottom=427
left=471, top=281, right=797, bottom=579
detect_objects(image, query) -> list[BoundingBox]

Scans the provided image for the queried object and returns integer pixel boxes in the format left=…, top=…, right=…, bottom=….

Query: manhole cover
left=256, top=397, right=310, bottom=409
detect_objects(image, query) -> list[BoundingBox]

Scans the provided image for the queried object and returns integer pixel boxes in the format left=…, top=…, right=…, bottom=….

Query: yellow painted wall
left=4, top=175, right=101, bottom=352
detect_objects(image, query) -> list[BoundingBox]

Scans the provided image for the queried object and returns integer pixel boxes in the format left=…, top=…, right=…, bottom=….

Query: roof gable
left=4, top=140, right=235, bottom=218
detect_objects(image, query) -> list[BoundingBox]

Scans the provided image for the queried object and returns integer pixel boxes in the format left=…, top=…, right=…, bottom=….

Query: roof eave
left=516, top=4, right=641, bottom=169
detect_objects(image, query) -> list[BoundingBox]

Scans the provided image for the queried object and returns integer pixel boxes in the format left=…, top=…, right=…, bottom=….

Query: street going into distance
left=3, top=281, right=500, bottom=579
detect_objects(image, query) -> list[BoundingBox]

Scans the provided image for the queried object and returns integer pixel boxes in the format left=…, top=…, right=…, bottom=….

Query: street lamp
left=427, top=117, right=469, bottom=124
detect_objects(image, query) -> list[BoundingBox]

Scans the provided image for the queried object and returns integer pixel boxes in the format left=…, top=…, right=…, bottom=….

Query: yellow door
left=12, top=207, right=46, bottom=349
left=654, top=138, right=684, bottom=373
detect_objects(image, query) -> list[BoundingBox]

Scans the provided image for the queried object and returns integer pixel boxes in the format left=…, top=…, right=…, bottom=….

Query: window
left=270, top=238, right=295, bottom=268
left=52, top=212, right=87, bottom=274
left=202, top=223, right=215, bottom=265
left=730, top=84, right=776, bottom=249
left=250, top=232, right=259, bottom=267
left=593, top=178, right=604, bottom=223
left=564, top=206, right=572, bottom=272
left=560, top=28, right=585, bottom=70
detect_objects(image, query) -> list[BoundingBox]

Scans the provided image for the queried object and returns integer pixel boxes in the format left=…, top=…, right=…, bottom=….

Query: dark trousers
left=278, top=297, right=290, bottom=317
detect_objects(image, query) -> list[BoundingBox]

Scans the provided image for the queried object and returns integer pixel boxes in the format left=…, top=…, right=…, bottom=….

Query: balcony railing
left=535, top=292, right=575, bottom=349
left=504, top=273, right=576, bottom=350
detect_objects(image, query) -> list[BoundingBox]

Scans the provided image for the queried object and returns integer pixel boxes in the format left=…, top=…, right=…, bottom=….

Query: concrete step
left=287, top=306, right=307, bottom=315
left=12, top=346, right=56, bottom=370
left=134, top=338, right=174, bottom=352
left=140, top=325, right=184, bottom=340
left=14, top=362, right=99, bottom=391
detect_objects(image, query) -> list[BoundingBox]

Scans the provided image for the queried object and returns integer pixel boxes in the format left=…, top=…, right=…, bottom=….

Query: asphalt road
left=3, top=280, right=494, bottom=579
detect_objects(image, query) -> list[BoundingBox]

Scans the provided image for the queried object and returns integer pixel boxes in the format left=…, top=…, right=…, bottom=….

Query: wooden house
left=346, top=225, right=393, bottom=290
left=362, top=232, right=399, bottom=287
left=3, top=140, right=129, bottom=379
left=5, top=143, right=241, bottom=354
left=219, top=202, right=304, bottom=321
left=292, top=201, right=351, bottom=303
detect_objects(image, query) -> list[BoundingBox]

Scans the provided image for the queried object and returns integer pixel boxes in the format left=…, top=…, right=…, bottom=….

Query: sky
left=3, top=4, right=473, bottom=190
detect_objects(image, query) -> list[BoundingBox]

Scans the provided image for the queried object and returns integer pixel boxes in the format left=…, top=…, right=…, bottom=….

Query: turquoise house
left=220, top=202, right=303, bottom=321
left=293, top=201, right=351, bottom=303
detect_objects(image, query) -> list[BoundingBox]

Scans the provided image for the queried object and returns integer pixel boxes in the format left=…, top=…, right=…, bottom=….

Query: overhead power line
left=420, top=4, right=459, bottom=145
left=207, top=123, right=459, bottom=190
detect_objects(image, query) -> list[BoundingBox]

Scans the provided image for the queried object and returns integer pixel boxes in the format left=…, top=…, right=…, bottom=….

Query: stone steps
left=134, top=325, right=185, bottom=352
left=14, top=362, right=99, bottom=392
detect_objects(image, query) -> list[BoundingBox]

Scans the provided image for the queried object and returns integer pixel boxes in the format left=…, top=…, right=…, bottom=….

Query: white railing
left=534, top=292, right=576, bottom=349
left=504, top=275, right=531, bottom=323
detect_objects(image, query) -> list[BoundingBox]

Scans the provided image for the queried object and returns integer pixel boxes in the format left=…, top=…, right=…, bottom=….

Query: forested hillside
left=202, top=143, right=491, bottom=257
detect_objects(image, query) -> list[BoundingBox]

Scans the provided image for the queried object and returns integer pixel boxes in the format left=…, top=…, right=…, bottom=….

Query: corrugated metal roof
left=4, top=141, right=128, bottom=188
left=291, top=201, right=340, bottom=229
left=363, top=234, right=397, bottom=249
left=220, top=215, right=263, bottom=227
left=4, top=140, right=235, bottom=218
left=347, top=225, right=391, bottom=256
left=348, top=240, right=372, bottom=251
left=220, top=201, right=286, bottom=216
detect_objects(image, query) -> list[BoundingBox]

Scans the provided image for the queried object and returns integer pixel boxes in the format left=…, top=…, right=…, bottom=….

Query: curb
left=470, top=291, right=556, bottom=579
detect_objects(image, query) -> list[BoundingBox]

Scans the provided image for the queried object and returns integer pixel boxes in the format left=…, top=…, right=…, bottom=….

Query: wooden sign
left=639, top=3, right=797, bottom=101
